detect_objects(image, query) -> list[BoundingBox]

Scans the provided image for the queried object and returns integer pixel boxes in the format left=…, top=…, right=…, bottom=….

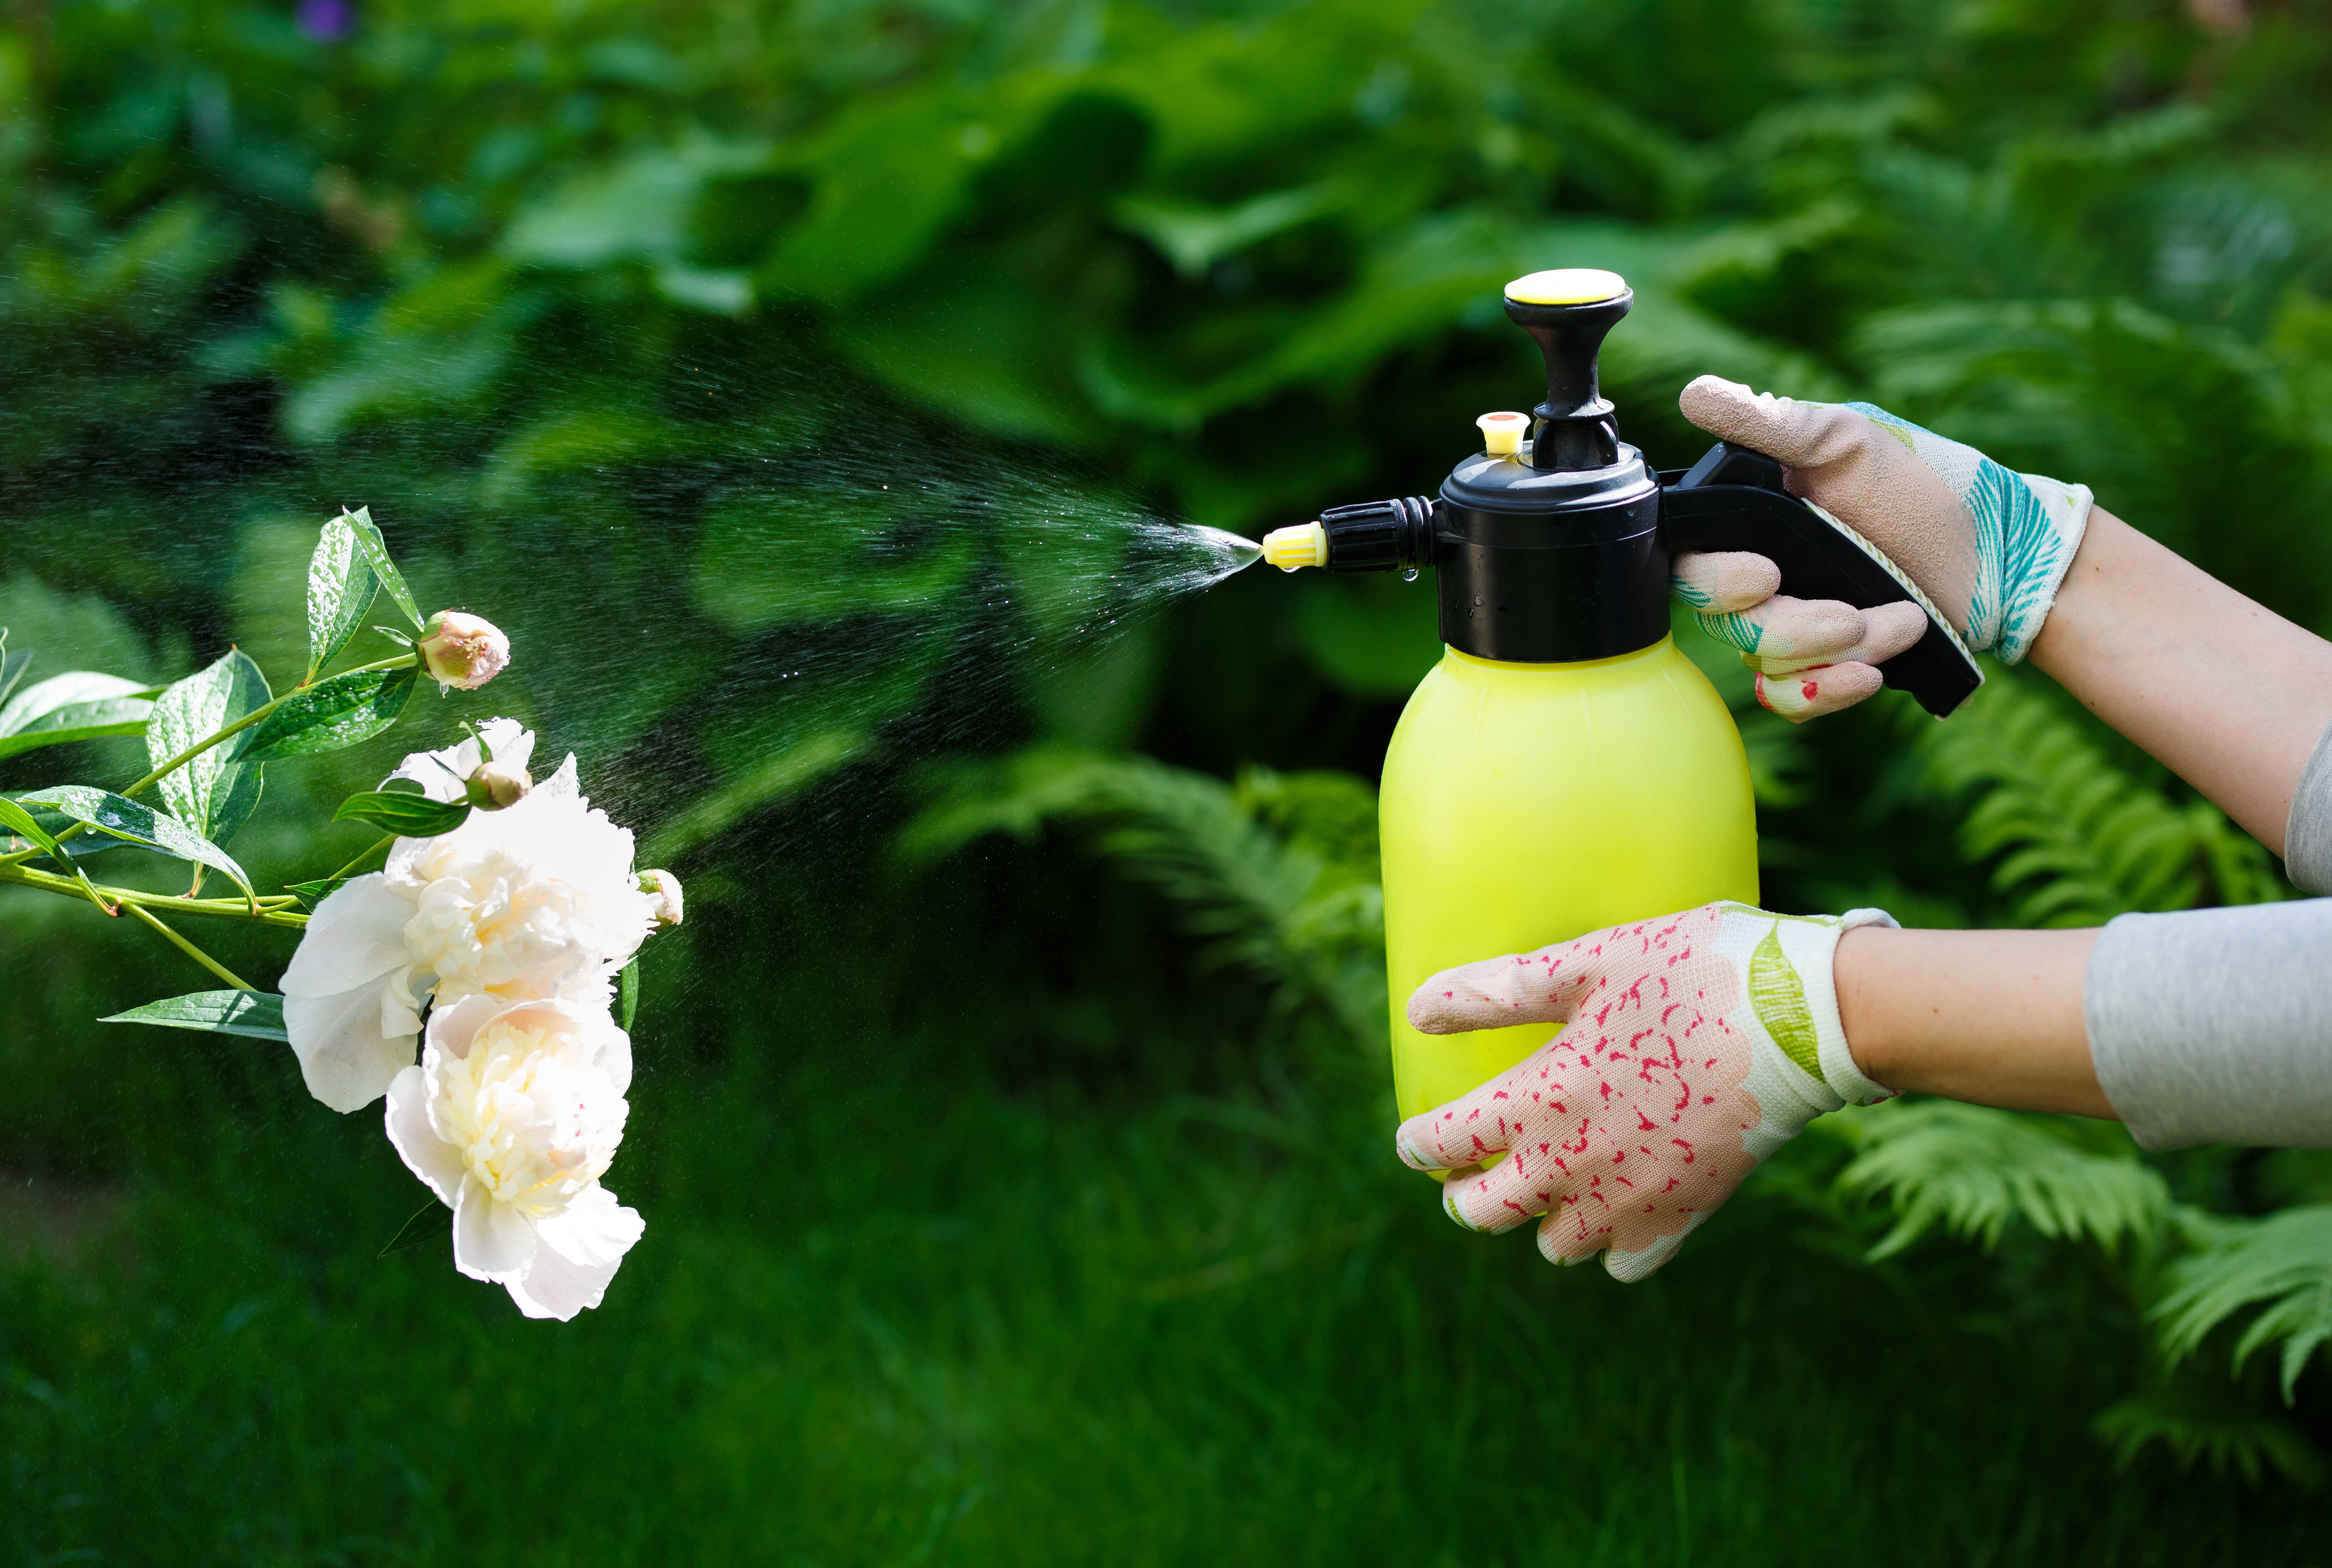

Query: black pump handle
left=1660, top=442, right=1981, bottom=719
left=1503, top=288, right=1631, bottom=473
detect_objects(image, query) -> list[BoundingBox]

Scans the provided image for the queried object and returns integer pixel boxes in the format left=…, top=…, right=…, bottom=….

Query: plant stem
left=328, top=834, right=396, bottom=881
left=0, top=860, right=308, bottom=929
left=4, top=651, right=420, bottom=864
left=123, top=902, right=258, bottom=991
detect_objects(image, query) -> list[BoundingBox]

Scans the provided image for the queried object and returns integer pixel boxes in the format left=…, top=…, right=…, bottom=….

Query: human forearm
left=1401, top=896, right=2332, bottom=1282
left=2027, top=508, right=2332, bottom=857
left=1834, top=924, right=2110, bottom=1117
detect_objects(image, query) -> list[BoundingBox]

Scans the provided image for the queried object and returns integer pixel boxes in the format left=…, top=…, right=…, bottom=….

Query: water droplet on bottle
left=1401, top=567, right=1420, bottom=582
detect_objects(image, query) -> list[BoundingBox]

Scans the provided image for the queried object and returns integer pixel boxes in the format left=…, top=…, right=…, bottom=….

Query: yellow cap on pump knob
left=1503, top=267, right=1626, bottom=305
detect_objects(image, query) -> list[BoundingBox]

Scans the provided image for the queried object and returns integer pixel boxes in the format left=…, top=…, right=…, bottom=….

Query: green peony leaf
left=0, top=795, right=71, bottom=869
left=99, top=989, right=287, bottom=1042
left=0, top=670, right=156, bottom=760
left=237, top=663, right=417, bottom=761
left=18, top=785, right=258, bottom=907
left=340, top=506, right=421, bottom=631
left=0, top=698, right=155, bottom=760
left=620, top=958, right=639, bottom=1032
left=332, top=789, right=471, bottom=839
left=0, top=642, right=32, bottom=712
left=0, top=807, right=116, bottom=861
left=283, top=876, right=347, bottom=912
left=0, top=669, right=147, bottom=733
left=147, top=649, right=271, bottom=845
left=306, top=513, right=381, bottom=681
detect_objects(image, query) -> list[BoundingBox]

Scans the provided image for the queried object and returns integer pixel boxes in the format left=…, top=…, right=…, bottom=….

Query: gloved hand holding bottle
left=1668, top=377, right=2093, bottom=720
left=1396, top=905, right=2138, bottom=1280
left=1396, top=901, right=1898, bottom=1281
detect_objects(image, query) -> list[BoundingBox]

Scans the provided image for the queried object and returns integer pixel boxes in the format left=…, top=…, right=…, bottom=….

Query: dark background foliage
left=6, top=0, right=2332, bottom=1560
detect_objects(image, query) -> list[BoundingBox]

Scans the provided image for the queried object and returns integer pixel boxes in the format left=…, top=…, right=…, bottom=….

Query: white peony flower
left=384, top=993, right=644, bottom=1320
left=281, top=721, right=659, bottom=1112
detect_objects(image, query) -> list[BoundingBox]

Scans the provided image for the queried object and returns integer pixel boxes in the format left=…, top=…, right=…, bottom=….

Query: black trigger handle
left=1657, top=441, right=1982, bottom=719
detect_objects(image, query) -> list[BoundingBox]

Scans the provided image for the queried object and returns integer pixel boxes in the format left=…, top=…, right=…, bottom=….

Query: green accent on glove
left=1749, top=920, right=1826, bottom=1087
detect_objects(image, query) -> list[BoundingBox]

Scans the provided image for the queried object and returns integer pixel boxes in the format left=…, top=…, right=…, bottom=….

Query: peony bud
left=417, top=610, right=510, bottom=692
left=639, top=869, right=684, bottom=929
left=465, top=759, right=531, bottom=810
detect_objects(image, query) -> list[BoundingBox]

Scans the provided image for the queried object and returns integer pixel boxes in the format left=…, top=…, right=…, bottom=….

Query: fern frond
left=897, top=746, right=1144, bottom=862
left=901, top=747, right=1386, bottom=1047
left=1833, top=1100, right=2169, bottom=1260
left=1923, top=668, right=2284, bottom=924
left=2153, top=1204, right=2332, bottom=1404
left=2094, top=1383, right=2326, bottom=1490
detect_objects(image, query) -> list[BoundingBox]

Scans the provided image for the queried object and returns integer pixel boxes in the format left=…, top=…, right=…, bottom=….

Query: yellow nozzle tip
left=1504, top=267, right=1627, bottom=306
left=1262, top=521, right=1328, bottom=571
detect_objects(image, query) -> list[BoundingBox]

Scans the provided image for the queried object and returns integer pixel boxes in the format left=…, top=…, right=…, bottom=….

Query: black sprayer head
left=1263, top=265, right=1982, bottom=705
left=1501, top=269, right=1632, bottom=472
left=1259, top=264, right=1665, bottom=661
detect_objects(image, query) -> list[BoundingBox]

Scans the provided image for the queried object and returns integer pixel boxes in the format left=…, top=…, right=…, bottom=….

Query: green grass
left=6, top=978, right=2325, bottom=1565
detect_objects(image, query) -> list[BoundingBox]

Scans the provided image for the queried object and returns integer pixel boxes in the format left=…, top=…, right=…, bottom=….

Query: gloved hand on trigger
left=1396, top=901, right=1898, bottom=1280
left=1669, top=378, right=2094, bottom=721
left=1672, top=552, right=1929, bottom=721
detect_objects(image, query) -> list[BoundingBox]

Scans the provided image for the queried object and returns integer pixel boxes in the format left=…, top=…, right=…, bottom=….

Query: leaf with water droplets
left=342, top=506, right=422, bottom=632
left=18, top=785, right=258, bottom=907
left=148, top=649, right=271, bottom=846
left=238, top=664, right=418, bottom=761
left=307, top=513, right=380, bottom=681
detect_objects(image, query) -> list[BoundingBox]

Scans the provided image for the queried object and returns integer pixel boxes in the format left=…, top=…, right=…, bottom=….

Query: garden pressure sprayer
left=1260, top=268, right=1981, bottom=1130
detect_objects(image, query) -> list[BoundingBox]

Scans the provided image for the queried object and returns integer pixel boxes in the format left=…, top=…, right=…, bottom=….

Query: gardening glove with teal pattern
left=1396, top=901, right=1899, bottom=1281
left=1670, top=376, right=2094, bottom=720
left=1671, top=551, right=1930, bottom=721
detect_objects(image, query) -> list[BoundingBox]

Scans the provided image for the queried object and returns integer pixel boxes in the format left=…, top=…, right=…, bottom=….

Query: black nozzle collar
left=1318, top=495, right=1434, bottom=574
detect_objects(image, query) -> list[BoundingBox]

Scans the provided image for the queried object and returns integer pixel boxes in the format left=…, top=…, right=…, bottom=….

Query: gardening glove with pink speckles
left=1396, top=901, right=1899, bottom=1281
left=1672, top=376, right=2092, bottom=720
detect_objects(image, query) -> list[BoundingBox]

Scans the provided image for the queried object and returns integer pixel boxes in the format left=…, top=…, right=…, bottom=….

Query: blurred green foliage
left=8, top=0, right=2332, bottom=1558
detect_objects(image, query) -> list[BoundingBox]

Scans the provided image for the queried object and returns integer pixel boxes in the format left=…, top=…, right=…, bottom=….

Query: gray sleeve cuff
left=2085, top=900, right=2332, bottom=1150
left=2284, top=716, right=2332, bottom=895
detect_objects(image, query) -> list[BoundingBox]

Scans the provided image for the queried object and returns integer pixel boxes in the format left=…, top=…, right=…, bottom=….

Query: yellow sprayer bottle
left=1261, top=269, right=1978, bottom=1130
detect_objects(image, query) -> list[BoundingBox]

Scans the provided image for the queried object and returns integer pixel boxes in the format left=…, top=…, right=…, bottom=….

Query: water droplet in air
left=1401, top=567, right=1420, bottom=582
